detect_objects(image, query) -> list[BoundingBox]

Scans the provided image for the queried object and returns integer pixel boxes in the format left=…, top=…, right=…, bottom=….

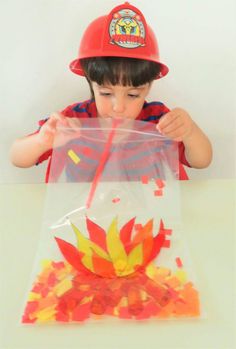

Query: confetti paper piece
left=158, top=301, right=176, bottom=318
left=154, top=189, right=163, bottom=196
left=56, top=312, right=70, bottom=322
left=165, top=276, right=180, bottom=289
left=141, top=175, right=149, bottom=184
left=167, top=287, right=179, bottom=301
left=67, top=149, right=80, bottom=164
left=145, top=264, right=159, bottom=279
left=155, top=179, right=165, bottom=188
left=175, top=257, right=183, bottom=268
left=145, top=279, right=170, bottom=307
left=118, top=307, right=132, bottom=319
left=36, top=305, right=56, bottom=322
left=72, top=301, right=91, bottom=321
left=127, top=287, right=143, bottom=315
left=175, top=270, right=187, bottom=284
left=135, top=300, right=161, bottom=319
left=112, top=197, right=120, bottom=203
left=52, top=261, right=65, bottom=270
left=113, top=307, right=119, bottom=317
left=37, top=295, right=58, bottom=311
left=24, top=301, right=38, bottom=315
left=54, top=279, right=73, bottom=297
left=163, top=229, right=172, bottom=235
left=47, top=272, right=57, bottom=287
left=28, top=292, right=41, bottom=301
left=163, top=240, right=171, bottom=248
left=22, top=315, right=36, bottom=324
left=156, top=267, right=171, bottom=278
left=91, top=295, right=106, bottom=315
left=41, top=260, right=52, bottom=269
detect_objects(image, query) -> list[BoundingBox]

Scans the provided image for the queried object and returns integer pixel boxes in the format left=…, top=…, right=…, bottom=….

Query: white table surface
left=0, top=180, right=235, bottom=349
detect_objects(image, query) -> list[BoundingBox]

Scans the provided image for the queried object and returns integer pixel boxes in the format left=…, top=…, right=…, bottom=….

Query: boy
left=10, top=2, right=212, bottom=181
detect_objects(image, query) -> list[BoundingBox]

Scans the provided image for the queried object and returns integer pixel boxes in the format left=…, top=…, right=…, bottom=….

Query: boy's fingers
left=68, top=118, right=81, bottom=128
left=46, top=116, right=58, bottom=128
left=49, top=113, right=69, bottom=127
left=160, top=119, right=184, bottom=134
left=158, top=112, right=181, bottom=132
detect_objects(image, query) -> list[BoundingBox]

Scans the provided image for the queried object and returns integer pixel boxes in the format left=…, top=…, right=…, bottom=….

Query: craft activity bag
left=21, top=118, right=201, bottom=324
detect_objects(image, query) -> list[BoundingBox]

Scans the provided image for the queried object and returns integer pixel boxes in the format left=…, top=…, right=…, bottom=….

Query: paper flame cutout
left=55, top=217, right=168, bottom=278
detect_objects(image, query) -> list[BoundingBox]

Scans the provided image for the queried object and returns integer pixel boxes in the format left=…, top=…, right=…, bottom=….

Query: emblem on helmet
left=109, top=8, right=146, bottom=48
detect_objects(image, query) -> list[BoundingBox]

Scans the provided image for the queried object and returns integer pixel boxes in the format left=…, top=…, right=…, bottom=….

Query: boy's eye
left=128, top=94, right=139, bottom=98
left=100, top=92, right=111, bottom=96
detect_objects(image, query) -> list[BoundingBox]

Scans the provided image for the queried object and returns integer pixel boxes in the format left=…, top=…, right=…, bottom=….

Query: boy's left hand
left=157, top=108, right=195, bottom=142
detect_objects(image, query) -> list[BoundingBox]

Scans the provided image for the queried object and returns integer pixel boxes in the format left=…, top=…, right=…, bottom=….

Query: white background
left=0, top=0, right=235, bottom=183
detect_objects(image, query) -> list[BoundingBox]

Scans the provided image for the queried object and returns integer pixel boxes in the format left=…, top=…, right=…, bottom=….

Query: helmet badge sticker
left=109, top=8, right=146, bottom=49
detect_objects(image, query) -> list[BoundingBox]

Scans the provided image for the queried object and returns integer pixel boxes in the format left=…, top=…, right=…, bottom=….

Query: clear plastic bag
left=21, top=118, right=201, bottom=324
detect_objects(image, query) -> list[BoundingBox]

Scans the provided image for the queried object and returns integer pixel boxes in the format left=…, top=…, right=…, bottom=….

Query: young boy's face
left=91, top=82, right=151, bottom=120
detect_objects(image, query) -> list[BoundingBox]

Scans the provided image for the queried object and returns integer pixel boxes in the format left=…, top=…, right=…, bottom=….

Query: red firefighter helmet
left=70, top=2, right=169, bottom=79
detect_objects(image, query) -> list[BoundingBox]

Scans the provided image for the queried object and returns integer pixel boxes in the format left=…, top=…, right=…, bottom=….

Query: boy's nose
left=112, top=98, right=125, bottom=114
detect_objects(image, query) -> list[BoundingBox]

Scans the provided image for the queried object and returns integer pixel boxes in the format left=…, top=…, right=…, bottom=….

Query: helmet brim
left=69, top=58, right=169, bottom=80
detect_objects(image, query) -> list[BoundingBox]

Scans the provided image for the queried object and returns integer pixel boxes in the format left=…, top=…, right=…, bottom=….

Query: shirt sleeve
left=178, top=142, right=191, bottom=168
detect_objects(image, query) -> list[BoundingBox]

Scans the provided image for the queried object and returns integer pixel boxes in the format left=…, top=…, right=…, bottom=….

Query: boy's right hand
left=37, top=112, right=81, bottom=150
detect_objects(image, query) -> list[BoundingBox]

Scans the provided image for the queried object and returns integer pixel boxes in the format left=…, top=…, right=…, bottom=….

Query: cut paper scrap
left=67, top=149, right=80, bottom=164
left=163, top=240, right=171, bottom=248
left=176, top=257, right=183, bottom=268
left=112, top=197, right=120, bottom=203
left=155, top=179, right=165, bottom=189
left=22, top=217, right=200, bottom=323
left=154, top=189, right=163, bottom=197
left=140, top=177, right=165, bottom=197
left=141, top=175, right=149, bottom=184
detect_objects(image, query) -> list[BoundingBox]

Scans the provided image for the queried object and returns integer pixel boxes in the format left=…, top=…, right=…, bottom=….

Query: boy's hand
left=157, top=108, right=195, bottom=142
left=37, top=112, right=81, bottom=149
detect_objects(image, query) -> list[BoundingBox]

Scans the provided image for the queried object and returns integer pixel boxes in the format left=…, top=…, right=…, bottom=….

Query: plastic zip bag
left=21, top=118, right=201, bottom=324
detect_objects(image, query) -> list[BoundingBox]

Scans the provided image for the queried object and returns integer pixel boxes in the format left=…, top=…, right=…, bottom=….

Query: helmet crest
left=109, top=7, right=146, bottom=48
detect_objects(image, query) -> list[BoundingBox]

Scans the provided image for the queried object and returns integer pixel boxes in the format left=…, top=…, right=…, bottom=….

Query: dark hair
left=80, top=57, right=161, bottom=98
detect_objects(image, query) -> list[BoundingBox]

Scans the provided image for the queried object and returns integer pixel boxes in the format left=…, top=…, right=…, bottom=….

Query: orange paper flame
left=55, top=217, right=168, bottom=278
